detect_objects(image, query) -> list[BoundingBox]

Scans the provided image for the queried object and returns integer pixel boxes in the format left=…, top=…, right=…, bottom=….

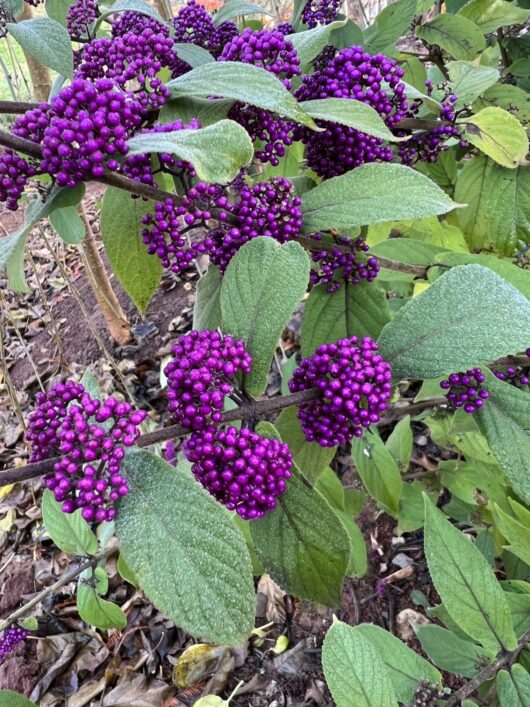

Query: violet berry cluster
left=164, top=329, right=252, bottom=430
left=173, top=0, right=238, bottom=57
left=26, top=380, right=146, bottom=521
left=0, top=627, right=28, bottom=663
left=219, top=29, right=300, bottom=165
left=310, top=234, right=380, bottom=292
left=111, top=10, right=167, bottom=37
left=301, top=0, right=341, bottom=28
left=398, top=83, right=467, bottom=165
left=40, top=78, right=144, bottom=188
left=67, top=0, right=98, bottom=39
left=493, top=349, right=530, bottom=388
left=123, top=117, right=199, bottom=187
left=142, top=177, right=303, bottom=275
left=440, top=368, right=489, bottom=413
left=294, top=47, right=407, bottom=177
left=289, top=336, right=393, bottom=447
left=0, top=150, right=36, bottom=211
left=185, top=426, right=293, bottom=520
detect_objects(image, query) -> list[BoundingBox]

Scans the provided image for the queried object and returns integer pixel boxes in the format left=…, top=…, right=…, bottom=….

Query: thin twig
left=0, top=99, right=40, bottom=114
left=497, top=28, right=511, bottom=72
left=0, top=543, right=118, bottom=631
left=445, top=628, right=530, bottom=706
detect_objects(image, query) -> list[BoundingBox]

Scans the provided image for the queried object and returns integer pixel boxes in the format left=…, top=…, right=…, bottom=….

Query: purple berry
left=0, top=627, right=29, bottom=663
left=184, top=425, right=293, bottom=519
left=0, top=150, right=36, bottom=211
left=289, top=336, right=393, bottom=446
left=301, top=0, right=341, bottom=28
left=67, top=0, right=98, bottom=39
left=310, top=234, right=380, bottom=291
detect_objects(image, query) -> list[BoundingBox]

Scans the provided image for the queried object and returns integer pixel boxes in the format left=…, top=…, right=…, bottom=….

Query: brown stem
left=0, top=543, right=117, bottom=631
left=378, top=396, right=447, bottom=425
left=0, top=388, right=322, bottom=487
left=17, top=4, right=53, bottom=102
left=497, top=28, right=511, bottom=72
left=78, top=202, right=131, bottom=345
left=445, top=628, right=530, bottom=706
left=394, top=118, right=451, bottom=131
left=493, top=355, right=529, bottom=368
left=0, top=99, right=41, bottom=114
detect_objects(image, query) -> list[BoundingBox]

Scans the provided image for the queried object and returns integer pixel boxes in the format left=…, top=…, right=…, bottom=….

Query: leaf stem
left=445, top=628, right=530, bottom=706
left=0, top=543, right=118, bottom=632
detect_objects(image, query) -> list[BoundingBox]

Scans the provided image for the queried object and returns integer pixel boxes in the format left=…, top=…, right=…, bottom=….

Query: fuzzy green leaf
left=423, top=497, right=517, bottom=656
left=42, top=490, right=98, bottom=555
left=413, top=624, right=489, bottom=677
left=351, top=430, right=402, bottom=518
left=459, top=107, right=528, bottom=169
left=458, top=0, right=530, bottom=34
left=221, top=237, right=310, bottom=396
left=116, top=450, right=255, bottom=645
left=300, top=163, right=457, bottom=232
left=193, top=265, right=223, bottom=331
left=322, top=621, right=398, bottom=707
left=212, top=0, right=271, bottom=25
left=415, top=14, right=485, bottom=60
left=497, top=665, right=530, bottom=707
left=77, top=567, right=127, bottom=629
left=173, top=43, right=215, bottom=67
left=287, top=20, right=347, bottom=65
left=7, top=18, right=73, bottom=77
left=377, top=265, right=530, bottom=380
left=300, top=98, right=404, bottom=142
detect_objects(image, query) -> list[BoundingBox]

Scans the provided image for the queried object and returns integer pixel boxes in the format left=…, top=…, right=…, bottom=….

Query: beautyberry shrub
left=440, top=368, right=489, bottom=413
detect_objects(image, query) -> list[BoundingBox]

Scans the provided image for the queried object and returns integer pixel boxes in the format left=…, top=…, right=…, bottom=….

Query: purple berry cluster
left=173, top=1, right=238, bottom=57
left=67, top=0, right=98, bottom=39
left=40, top=78, right=144, bottom=188
left=414, top=681, right=446, bottom=707
left=26, top=380, right=146, bottom=521
left=184, top=426, right=293, bottom=519
left=142, top=177, right=303, bottom=275
left=493, top=349, right=530, bottom=388
left=111, top=10, right=167, bottom=37
left=123, top=117, right=199, bottom=187
left=398, top=83, right=466, bottom=165
left=12, top=103, right=51, bottom=144
left=289, top=336, right=393, bottom=446
left=301, top=0, right=341, bottom=28
left=206, top=177, right=303, bottom=272
left=0, top=150, right=36, bottom=211
left=294, top=47, right=407, bottom=177
left=440, top=368, right=489, bottom=413
left=219, top=29, right=300, bottom=165
left=0, top=627, right=28, bottom=663
left=310, top=235, right=380, bottom=292
left=276, top=22, right=294, bottom=35
left=164, top=329, right=252, bottom=430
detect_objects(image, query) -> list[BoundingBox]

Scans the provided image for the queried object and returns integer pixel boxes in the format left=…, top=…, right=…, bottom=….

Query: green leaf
left=458, top=0, right=530, bottom=34
left=159, top=97, right=234, bottom=127
left=351, top=430, right=402, bottom=518
left=447, top=61, right=499, bottom=107
left=477, top=84, right=530, bottom=124
left=505, top=593, right=530, bottom=638
left=454, top=156, right=530, bottom=255
left=77, top=567, right=127, bottom=629
left=127, top=120, right=253, bottom=185
left=167, top=62, right=318, bottom=129
left=116, top=450, right=255, bottom=645
left=7, top=18, right=73, bottom=78
left=377, top=265, right=530, bottom=380
left=96, top=0, right=164, bottom=29
left=287, top=20, right=348, bottom=65
left=300, top=163, right=457, bottom=232
left=212, top=0, right=271, bottom=25
left=45, top=0, right=74, bottom=27
left=0, top=184, right=85, bottom=291
left=220, top=237, right=310, bottom=396
left=321, top=620, right=398, bottom=707
left=301, top=282, right=390, bottom=357
left=476, top=372, right=530, bottom=506
left=193, top=265, right=223, bottom=331
left=497, top=665, right=530, bottom=707
left=398, top=482, right=437, bottom=534
left=18, top=616, right=38, bottom=631
left=49, top=206, right=85, bottom=245
left=337, top=511, right=367, bottom=578
left=100, top=187, right=161, bottom=316
left=0, top=692, right=36, bottom=706
left=423, top=496, right=517, bottom=655
left=173, top=43, right=215, bottom=67
left=274, top=406, right=336, bottom=484
left=315, top=466, right=345, bottom=511
left=385, top=415, right=412, bottom=472
left=371, top=237, right=447, bottom=269
left=415, top=14, right=485, bottom=60
left=434, top=252, right=530, bottom=300
left=458, top=107, right=528, bottom=169
left=250, top=425, right=350, bottom=606
left=42, top=490, right=98, bottom=555
left=117, top=552, right=138, bottom=587
left=494, top=504, right=530, bottom=567
left=4, top=0, right=24, bottom=16
left=364, top=0, right=417, bottom=53
left=300, top=98, right=405, bottom=142
left=355, top=624, right=441, bottom=703
left=413, top=624, right=489, bottom=677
